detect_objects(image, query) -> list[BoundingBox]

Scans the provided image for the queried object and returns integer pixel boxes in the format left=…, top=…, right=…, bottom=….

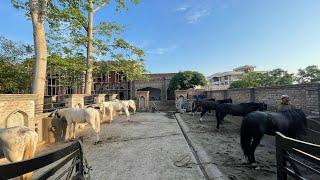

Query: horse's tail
left=240, top=117, right=251, bottom=161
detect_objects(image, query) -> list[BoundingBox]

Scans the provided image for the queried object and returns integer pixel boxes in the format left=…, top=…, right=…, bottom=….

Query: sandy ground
left=1, top=112, right=204, bottom=180
left=179, top=112, right=277, bottom=180
left=77, top=112, right=204, bottom=180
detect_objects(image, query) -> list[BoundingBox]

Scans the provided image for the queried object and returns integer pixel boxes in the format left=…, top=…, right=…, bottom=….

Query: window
left=213, top=77, right=219, bottom=82
left=224, top=76, right=229, bottom=80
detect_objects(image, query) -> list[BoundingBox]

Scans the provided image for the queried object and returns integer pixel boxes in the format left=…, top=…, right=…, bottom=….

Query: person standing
left=277, top=95, right=295, bottom=111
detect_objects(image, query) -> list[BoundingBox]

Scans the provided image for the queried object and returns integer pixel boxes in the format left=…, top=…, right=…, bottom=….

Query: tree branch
left=93, top=2, right=108, bottom=13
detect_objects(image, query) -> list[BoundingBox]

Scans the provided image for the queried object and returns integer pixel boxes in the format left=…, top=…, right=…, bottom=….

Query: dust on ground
left=180, top=112, right=277, bottom=180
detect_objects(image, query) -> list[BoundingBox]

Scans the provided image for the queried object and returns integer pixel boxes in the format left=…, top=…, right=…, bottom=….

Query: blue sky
left=1, top=0, right=320, bottom=76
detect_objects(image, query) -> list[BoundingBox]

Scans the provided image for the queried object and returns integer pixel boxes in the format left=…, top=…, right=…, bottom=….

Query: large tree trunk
left=30, top=0, right=48, bottom=114
left=84, top=1, right=94, bottom=94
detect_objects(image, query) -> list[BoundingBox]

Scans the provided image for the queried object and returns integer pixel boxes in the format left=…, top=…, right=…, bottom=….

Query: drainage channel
left=174, top=113, right=210, bottom=180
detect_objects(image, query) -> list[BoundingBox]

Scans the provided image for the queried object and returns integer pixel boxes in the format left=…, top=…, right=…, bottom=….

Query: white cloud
left=147, top=45, right=178, bottom=55
left=175, top=2, right=212, bottom=24
left=186, top=9, right=211, bottom=24
left=175, top=6, right=190, bottom=12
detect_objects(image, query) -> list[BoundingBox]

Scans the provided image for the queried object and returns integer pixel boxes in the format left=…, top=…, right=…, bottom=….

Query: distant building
left=206, top=65, right=256, bottom=90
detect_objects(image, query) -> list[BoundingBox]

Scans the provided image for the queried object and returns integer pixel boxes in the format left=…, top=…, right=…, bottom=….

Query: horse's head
left=192, top=100, right=202, bottom=112
left=49, top=109, right=61, bottom=118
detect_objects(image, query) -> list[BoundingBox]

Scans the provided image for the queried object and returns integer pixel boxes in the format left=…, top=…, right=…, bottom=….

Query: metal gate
left=0, top=138, right=90, bottom=180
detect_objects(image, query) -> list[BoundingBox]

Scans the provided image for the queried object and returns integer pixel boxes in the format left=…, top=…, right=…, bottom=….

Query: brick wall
left=225, top=88, right=252, bottom=104
left=205, top=83, right=320, bottom=116
left=0, top=94, right=36, bottom=129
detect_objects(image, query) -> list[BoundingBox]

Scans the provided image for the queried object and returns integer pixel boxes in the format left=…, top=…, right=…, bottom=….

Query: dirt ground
left=10, top=112, right=204, bottom=180
left=179, top=112, right=277, bottom=180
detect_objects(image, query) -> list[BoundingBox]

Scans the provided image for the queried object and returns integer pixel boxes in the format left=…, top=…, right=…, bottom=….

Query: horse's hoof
left=93, top=140, right=102, bottom=145
left=251, top=163, right=258, bottom=168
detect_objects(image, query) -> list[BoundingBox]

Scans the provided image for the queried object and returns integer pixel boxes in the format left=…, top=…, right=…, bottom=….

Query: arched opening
left=5, top=110, right=28, bottom=128
left=138, top=87, right=161, bottom=101
left=139, top=96, right=146, bottom=111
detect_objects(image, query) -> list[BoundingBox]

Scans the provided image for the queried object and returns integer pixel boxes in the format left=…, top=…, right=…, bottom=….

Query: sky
left=0, top=0, right=320, bottom=76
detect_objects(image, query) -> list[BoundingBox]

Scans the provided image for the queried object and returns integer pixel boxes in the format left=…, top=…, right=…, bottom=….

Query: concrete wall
left=205, top=83, right=320, bottom=116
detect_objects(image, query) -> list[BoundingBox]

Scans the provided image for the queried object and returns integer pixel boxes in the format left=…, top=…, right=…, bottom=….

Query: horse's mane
left=280, top=109, right=307, bottom=132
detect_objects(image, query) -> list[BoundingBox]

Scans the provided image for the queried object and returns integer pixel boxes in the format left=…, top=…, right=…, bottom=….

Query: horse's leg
left=216, top=113, right=225, bottom=129
left=199, top=110, right=207, bottom=122
left=65, top=123, right=70, bottom=141
left=249, top=135, right=263, bottom=164
left=72, top=122, right=76, bottom=140
left=124, top=107, right=130, bottom=121
left=95, top=115, right=101, bottom=143
left=109, top=108, right=113, bottom=122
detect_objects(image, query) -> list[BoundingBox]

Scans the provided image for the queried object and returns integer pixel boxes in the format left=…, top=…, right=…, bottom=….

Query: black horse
left=215, top=102, right=267, bottom=129
left=192, top=98, right=233, bottom=122
left=240, top=109, right=307, bottom=164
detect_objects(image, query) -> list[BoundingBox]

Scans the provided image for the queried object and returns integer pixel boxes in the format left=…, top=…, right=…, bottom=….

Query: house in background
left=206, top=65, right=256, bottom=90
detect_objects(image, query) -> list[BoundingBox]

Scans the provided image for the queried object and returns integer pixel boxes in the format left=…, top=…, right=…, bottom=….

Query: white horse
left=51, top=107, right=102, bottom=144
left=102, top=100, right=136, bottom=122
left=0, top=126, right=38, bottom=180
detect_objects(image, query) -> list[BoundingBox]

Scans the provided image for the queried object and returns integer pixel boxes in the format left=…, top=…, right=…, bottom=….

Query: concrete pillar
left=94, top=94, right=106, bottom=104
left=250, top=88, right=256, bottom=102
left=137, top=91, right=149, bottom=112
left=65, top=94, right=85, bottom=108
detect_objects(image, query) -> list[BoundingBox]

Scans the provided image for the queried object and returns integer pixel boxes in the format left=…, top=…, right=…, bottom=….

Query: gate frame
left=0, top=138, right=87, bottom=180
left=275, top=132, right=320, bottom=180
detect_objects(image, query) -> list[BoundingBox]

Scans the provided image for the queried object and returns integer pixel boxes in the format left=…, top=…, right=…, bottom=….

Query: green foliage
left=0, top=36, right=33, bottom=93
left=296, top=65, right=320, bottom=83
left=47, top=0, right=144, bottom=59
left=229, top=69, right=294, bottom=89
left=168, top=71, right=207, bottom=92
left=47, top=55, right=87, bottom=88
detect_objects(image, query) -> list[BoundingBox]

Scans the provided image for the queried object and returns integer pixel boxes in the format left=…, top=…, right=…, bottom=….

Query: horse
left=120, top=100, right=137, bottom=114
left=240, top=109, right=307, bottom=164
left=192, top=98, right=233, bottom=122
left=51, top=107, right=102, bottom=144
left=102, top=100, right=136, bottom=122
left=0, top=126, right=38, bottom=179
left=215, top=102, right=267, bottom=129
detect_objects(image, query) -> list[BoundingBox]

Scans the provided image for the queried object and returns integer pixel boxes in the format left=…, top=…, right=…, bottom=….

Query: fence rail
left=0, top=139, right=88, bottom=180
left=275, top=132, right=320, bottom=180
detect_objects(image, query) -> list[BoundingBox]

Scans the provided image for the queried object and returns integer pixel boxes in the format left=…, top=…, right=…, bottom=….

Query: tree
left=168, top=71, right=207, bottom=92
left=229, top=69, right=294, bottom=89
left=47, top=55, right=87, bottom=89
left=12, top=0, right=50, bottom=112
left=47, top=0, right=143, bottom=94
left=296, top=65, right=320, bottom=83
left=0, top=36, right=33, bottom=93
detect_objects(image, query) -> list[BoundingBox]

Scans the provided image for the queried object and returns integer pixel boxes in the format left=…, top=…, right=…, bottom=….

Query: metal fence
left=0, top=138, right=89, bottom=180
left=275, top=132, right=320, bottom=180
